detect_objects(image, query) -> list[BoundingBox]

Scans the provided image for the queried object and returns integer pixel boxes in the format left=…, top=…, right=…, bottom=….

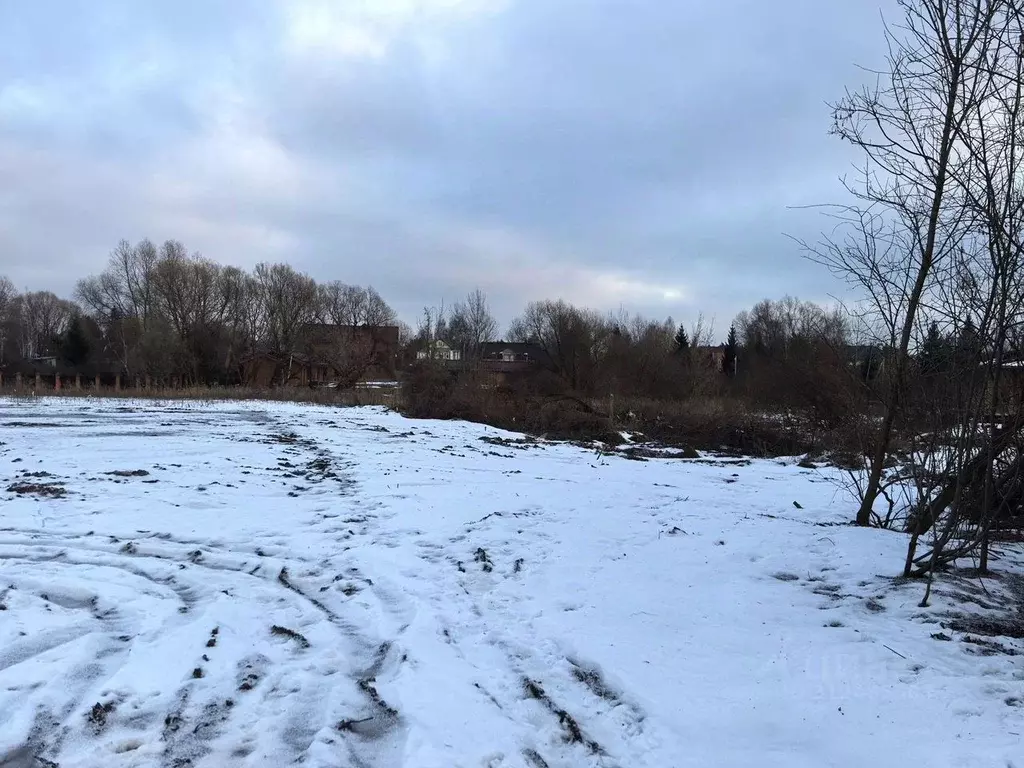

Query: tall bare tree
left=253, top=262, right=318, bottom=383
left=11, top=291, right=77, bottom=359
left=0, top=276, right=16, bottom=363
left=448, top=289, right=498, bottom=359
left=807, top=0, right=1004, bottom=525
left=76, top=238, right=161, bottom=375
left=509, top=299, right=607, bottom=392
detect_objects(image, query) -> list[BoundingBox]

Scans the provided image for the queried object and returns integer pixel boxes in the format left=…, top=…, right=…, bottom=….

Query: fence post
left=94, top=374, right=100, bottom=390
left=75, top=374, right=82, bottom=391
left=115, top=374, right=121, bottom=392
left=35, top=373, right=41, bottom=391
left=55, top=374, right=61, bottom=391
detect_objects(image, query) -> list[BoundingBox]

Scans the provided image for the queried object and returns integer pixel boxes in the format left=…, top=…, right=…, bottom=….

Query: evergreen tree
left=919, top=321, right=950, bottom=375
left=673, top=324, right=689, bottom=354
left=957, top=317, right=982, bottom=361
left=61, top=315, right=91, bottom=366
left=723, top=324, right=738, bottom=377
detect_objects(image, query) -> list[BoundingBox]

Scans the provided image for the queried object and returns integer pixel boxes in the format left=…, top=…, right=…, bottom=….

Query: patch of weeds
left=106, top=469, right=150, bottom=477
left=1006, top=696, right=1022, bottom=708
left=864, top=598, right=886, bottom=613
left=621, top=446, right=700, bottom=461
left=120, top=541, right=138, bottom=555
left=481, top=435, right=538, bottom=450
left=773, top=572, right=800, bottom=582
left=826, top=620, right=844, bottom=628
left=270, top=625, right=311, bottom=649
left=948, top=616, right=1024, bottom=640
left=931, top=632, right=953, bottom=641
left=474, top=547, right=493, bottom=573
left=192, top=667, right=204, bottom=679
left=961, top=635, right=1019, bottom=656
left=514, top=558, right=524, bottom=574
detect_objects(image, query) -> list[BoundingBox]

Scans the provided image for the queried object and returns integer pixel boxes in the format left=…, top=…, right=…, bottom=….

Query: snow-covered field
left=0, top=398, right=1021, bottom=768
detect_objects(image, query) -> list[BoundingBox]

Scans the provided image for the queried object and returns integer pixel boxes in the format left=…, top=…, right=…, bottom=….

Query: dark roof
left=479, top=342, right=554, bottom=367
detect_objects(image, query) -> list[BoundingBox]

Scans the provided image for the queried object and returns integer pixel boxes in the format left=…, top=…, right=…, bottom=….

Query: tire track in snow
left=382, top=507, right=662, bottom=767
left=0, top=505, right=409, bottom=765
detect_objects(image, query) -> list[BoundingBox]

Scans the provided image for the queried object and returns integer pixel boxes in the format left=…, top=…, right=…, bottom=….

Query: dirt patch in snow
left=6, top=482, right=67, bottom=498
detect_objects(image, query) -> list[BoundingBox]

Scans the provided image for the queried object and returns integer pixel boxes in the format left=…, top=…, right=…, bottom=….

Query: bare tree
left=76, top=238, right=160, bottom=375
left=806, top=0, right=1003, bottom=525
left=0, top=276, right=16, bottom=363
left=151, top=242, right=230, bottom=383
left=217, top=266, right=256, bottom=380
left=509, top=299, right=607, bottom=392
left=253, top=263, right=319, bottom=384
left=895, top=3, right=1024, bottom=581
left=305, top=282, right=397, bottom=387
left=11, top=291, right=77, bottom=359
left=448, top=289, right=498, bottom=359
left=317, top=282, right=396, bottom=328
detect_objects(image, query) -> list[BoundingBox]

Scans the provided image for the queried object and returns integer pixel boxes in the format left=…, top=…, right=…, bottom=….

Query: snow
left=0, top=397, right=1022, bottom=768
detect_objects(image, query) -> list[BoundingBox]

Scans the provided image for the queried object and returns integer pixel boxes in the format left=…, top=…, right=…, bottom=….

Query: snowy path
left=0, top=399, right=1021, bottom=767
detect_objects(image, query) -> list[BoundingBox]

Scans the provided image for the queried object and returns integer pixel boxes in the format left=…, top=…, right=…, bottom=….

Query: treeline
left=0, top=239, right=400, bottom=385
left=1, top=237, right=869, bottom=405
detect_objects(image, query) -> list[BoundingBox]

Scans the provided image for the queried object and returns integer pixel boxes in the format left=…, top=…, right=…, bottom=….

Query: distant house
left=417, top=339, right=462, bottom=363
left=244, top=324, right=400, bottom=388
left=473, top=342, right=555, bottom=385
left=479, top=342, right=551, bottom=368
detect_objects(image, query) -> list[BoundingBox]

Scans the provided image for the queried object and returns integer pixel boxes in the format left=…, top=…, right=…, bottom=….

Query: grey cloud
left=0, top=0, right=892, bottom=333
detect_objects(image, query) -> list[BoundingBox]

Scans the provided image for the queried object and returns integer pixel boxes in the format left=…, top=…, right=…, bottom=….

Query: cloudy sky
left=0, top=0, right=891, bottom=336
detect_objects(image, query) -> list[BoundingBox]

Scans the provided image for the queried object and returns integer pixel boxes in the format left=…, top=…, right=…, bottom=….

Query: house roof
left=479, top=342, right=554, bottom=367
